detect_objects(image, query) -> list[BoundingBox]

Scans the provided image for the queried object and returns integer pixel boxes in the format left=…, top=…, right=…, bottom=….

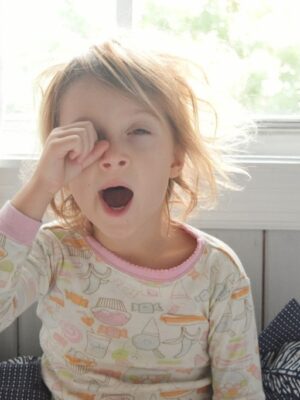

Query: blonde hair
left=34, top=32, right=254, bottom=234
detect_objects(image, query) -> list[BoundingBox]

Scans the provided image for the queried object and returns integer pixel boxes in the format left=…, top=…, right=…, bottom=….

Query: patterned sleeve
left=0, top=202, right=54, bottom=333
left=207, top=249, right=265, bottom=399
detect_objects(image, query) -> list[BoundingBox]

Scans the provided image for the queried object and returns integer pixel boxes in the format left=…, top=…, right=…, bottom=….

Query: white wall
left=0, top=161, right=299, bottom=360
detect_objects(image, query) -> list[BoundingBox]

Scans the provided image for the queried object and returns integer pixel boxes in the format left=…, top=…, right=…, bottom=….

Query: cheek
left=137, top=137, right=173, bottom=162
left=139, top=141, right=174, bottom=177
left=139, top=157, right=172, bottom=200
left=69, top=177, right=91, bottom=204
left=131, top=138, right=156, bottom=152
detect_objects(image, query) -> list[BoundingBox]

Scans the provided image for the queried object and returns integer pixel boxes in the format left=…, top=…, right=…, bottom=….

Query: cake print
left=92, top=297, right=131, bottom=326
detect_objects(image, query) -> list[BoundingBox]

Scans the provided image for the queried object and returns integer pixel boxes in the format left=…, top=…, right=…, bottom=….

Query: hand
left=32, top=121, right=109, bottom=196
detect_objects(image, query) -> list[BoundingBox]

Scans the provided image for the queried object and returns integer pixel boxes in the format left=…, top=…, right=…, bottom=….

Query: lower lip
left=99, top=194, right=133, bottom=217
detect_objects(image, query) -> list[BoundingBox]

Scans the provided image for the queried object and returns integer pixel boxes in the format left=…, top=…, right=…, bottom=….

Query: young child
left=0, top=34, right=265, bottom=399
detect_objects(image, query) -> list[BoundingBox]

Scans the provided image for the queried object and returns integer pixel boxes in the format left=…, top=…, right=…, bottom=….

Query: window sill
left=1, top=156, right=300, bottom=230
left=189, top=157, right=300, bottom=230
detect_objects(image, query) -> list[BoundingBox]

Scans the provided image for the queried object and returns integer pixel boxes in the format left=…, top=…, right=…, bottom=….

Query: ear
left=170, top=146, right=185, bottom=179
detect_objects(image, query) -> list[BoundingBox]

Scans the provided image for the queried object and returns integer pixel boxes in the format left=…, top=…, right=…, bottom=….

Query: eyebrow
left=72, top=109, right=162, bottom=125
left=132, top=109, right=161, bottom=121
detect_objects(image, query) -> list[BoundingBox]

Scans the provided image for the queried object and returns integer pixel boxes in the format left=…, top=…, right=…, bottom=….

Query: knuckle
left=84, top=121, right=93, bottom=128
left=74, top=134, right=82, bottom=143
left=48, top=138, right=59, bottom=147
left=51, top=127, right=60, bottom=135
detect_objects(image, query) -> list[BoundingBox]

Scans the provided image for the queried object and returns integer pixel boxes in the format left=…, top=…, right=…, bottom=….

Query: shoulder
left=183, top=223, right=248, bottom=281
left=185, top=225, right=253, bottom=306
left=38, top=221, right=91, bottom=254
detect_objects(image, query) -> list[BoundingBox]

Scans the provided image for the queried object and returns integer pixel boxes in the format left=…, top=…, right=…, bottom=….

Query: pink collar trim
left=85, top=223, right=204, bottom=282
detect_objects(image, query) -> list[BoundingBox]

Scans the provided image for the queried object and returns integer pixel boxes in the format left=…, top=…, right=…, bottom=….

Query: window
left=0, top=0, right=299, bottom=157
left=133, top=0, right=300, bottom=116
left=0, top=0, right=119, bottom=157
left=0, top=0, right=299, bottom=229
left=132, top=0, right=300, bottom=158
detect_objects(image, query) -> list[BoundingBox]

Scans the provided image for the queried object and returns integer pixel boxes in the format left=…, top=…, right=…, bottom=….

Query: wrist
left=11, top=177, right=55, bottom=221
left=30, top=173, right=58, bottom=199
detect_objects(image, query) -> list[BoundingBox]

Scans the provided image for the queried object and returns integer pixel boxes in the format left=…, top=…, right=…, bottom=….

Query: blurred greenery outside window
left=0, top=0, right=299, bottom=157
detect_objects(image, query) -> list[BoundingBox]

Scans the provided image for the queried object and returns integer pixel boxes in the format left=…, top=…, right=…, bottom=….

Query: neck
left=92, top=216, right=177, bottom=267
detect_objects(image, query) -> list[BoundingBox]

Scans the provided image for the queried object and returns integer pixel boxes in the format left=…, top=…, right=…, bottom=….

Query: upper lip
left=98, top=180, right=134, bottom=192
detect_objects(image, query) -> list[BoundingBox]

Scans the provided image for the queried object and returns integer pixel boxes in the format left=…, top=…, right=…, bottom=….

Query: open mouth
left=100, top=186, right=134, bottom=211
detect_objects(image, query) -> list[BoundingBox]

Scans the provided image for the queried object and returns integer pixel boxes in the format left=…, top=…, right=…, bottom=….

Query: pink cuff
left=0, top=201, right=42, bottom=246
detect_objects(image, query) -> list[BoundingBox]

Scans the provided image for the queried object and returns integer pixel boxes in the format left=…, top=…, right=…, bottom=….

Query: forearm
left=11, top=176, right=54, bottom=222
left=0, top=202, right=51, bottom=332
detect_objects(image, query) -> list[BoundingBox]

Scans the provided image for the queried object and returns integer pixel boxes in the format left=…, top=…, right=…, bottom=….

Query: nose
left=98, top=141, right=130, bottom=171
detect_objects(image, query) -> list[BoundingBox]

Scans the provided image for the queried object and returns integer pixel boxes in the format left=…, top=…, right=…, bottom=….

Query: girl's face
left=58, top=75, right=183, bottom=246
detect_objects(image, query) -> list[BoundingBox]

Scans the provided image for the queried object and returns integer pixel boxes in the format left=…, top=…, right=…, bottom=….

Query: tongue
left=102, top=187, right=133, bottom=208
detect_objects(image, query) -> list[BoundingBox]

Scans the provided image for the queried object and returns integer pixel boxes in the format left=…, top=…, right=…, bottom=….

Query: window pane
left=133, top=0, right=300, bottom=116
left=1, top=0, right=299, bottom=157
left=0, top=0, right=117, bottom=156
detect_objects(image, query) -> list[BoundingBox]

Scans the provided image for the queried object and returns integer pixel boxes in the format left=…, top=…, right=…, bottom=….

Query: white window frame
left=1, top=0, right=300, bottom=230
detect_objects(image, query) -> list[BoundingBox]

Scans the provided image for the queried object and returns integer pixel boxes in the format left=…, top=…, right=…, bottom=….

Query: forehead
left=58, top=75, right=163, bottom=126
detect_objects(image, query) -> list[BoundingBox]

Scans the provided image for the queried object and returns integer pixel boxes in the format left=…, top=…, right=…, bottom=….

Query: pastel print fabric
left=0, top=201, right=265, bottom=399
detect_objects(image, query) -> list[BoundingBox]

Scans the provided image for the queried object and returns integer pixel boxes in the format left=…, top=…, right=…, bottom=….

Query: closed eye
left=97, top=128, right=151, bottom=140
left=132, top=128, right=151, bottom=135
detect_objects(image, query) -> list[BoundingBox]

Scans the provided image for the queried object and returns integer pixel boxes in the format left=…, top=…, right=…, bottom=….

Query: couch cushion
left=0, top=355, right=51, bottom=400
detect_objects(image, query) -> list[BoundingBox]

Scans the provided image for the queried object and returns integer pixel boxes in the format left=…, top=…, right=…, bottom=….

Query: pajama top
left=0, top=201, right=265, bottom=399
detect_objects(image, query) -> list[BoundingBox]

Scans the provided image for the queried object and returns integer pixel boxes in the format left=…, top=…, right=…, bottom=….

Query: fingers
left=32, top=121, right=109, bottom=194
left=47, top=121, right=104, bottom=164
left=46, top=134, right=85, bottom=161
left=67, top=129, right=90, bottom=163
left=65, top=121, right=97, bottom=163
